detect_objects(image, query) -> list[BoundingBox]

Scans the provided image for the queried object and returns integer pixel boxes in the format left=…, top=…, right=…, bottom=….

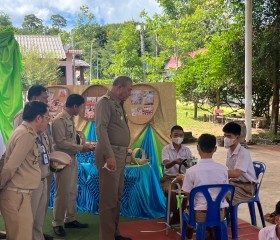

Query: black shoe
left=115, top=235, right=132, bottom=240
left=64, top=220, right=88, bottom=228
left=53, top=226, right=66, bottom=237
left=0, top=232, right=6, bottom=239
left=43, top=233, right=54, bottom=240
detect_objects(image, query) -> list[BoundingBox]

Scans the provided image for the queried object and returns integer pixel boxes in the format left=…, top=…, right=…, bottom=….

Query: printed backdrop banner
left=0, top=31, right=23, bottom=144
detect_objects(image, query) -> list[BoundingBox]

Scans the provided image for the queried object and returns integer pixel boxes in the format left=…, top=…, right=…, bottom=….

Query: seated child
left=182, top=134, right=229, bottom=240
left=259, top=201, right=280, bottom=240
left=161, top=125, right=192, bottom=224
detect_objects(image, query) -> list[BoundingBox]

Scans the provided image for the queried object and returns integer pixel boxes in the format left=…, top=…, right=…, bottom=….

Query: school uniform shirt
left=182, top=158, right=229, bottom=210
left=162, top=143, right=192, bottom=175
left=258, top=225, right=279, bottom=240
left=226, top=143, right=258, bottom=183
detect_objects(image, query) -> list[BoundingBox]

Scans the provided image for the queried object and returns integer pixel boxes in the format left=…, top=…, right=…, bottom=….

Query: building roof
left=73, top=59, right=90, bottom=68
left=164, top=48, right=209, bottom=71
left=164, top=56, right=182, bottom=71
left=15, top=35, right=66, bottom=59
left=188, top=48, right=208, bottom=58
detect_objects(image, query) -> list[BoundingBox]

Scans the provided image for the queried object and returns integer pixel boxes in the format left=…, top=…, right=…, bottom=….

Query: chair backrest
left=189, top=184, right=235, bottom=227
left=253, top=161, right=266, bottom=197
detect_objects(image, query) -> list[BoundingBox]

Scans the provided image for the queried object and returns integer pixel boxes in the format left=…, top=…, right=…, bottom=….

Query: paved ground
left=186, top=142, right=280, bottom=228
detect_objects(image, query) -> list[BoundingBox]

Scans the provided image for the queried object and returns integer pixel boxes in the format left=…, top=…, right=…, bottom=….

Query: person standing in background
left=13, top=85, right=54, bottom=240
left=0, top=101, right=49, bottom=240
left=51, top=94, right=93, bottom=237
left=95, top=76, right=133, bottom=240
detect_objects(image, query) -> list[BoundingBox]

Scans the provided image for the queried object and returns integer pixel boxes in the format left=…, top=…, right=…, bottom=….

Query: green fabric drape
left=0, top=31, right=23, bottom=143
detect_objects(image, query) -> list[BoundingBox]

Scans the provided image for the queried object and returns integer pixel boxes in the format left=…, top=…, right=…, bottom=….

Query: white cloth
left=0, top=131, right=6, bottom=157
left=226, top=143, right=258, bottom=183
left=162, top=143, right=192, bottom=175
left=258, top=225, right=279, bottom=240
left=182, top=158, right=229, bottom=210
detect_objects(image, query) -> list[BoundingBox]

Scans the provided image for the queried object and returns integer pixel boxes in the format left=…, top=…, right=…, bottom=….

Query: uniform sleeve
left=0, top=133, right=35, bottom=188
left=95, top=99, right=114, bottom=159
left=161, top=145, right=170, bottom=163
left=52, top=118, right=83, bottom=155
left=13, top=111, right=23, bottom=130
left=235, top=149, right=251, bottom=173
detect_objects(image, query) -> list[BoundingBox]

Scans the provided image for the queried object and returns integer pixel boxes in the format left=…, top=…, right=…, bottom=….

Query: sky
left=0, top=0, right=162, bottom=29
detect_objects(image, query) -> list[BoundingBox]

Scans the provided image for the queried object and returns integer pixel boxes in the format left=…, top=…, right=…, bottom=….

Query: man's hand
left=106, top=157, right=117, bottom=171
left=82, top=143, right=94, bottom=152
left=176, top=174, right=184, bottom=183
left=174, top=158, right=183, bottom=164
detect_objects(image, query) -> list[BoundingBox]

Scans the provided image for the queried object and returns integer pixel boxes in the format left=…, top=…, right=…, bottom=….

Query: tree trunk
left=194, top=101, right=198, bottom=119
left=270, top=48, right=280, bottom=134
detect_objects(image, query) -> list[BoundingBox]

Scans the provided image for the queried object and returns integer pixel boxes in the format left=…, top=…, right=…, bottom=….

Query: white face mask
left=172, top=137, right=184, bottom=145
left=224, top=137, right=235, bottom=148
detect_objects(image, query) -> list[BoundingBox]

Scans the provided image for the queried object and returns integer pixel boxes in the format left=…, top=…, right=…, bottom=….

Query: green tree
left=21, top=47, right=61, bottom=91
left=51, top=14, right=67, bottom=31
left=21, top=14, right=44, bottom=34
left=0, top=11, right=12, bottom=27
left=105, top=22, right=143, bottom=81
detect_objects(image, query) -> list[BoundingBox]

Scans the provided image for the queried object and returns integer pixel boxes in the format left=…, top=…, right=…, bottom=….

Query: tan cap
left=49, top=151, right=71, bottom=172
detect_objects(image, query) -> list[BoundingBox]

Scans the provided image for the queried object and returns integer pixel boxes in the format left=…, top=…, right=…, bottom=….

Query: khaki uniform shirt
left=0, top=121, right=41, bottom=190
left=13, top=109, right=53, bottom=179
left=95, top=91, right=130, bottom=159
left=13, top=109, right=23, bottom=130
left=52, top=109, right=83, bottom=157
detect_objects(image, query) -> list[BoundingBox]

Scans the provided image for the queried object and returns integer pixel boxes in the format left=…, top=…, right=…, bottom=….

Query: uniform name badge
left=42, top=153, right=49, bottom=165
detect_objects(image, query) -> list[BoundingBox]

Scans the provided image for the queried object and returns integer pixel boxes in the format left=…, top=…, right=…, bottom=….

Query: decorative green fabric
left=0, top=31, right=23, bottom=143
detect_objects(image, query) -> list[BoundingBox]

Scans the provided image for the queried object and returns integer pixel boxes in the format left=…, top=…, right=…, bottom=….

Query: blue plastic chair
left=181, top=184, right=235, bottom=240
left=230, top=161, right=266, bottom=240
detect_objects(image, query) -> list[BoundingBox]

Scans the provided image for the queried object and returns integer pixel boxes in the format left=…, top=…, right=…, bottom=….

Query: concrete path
left=185, top=142, right=280, bottom=228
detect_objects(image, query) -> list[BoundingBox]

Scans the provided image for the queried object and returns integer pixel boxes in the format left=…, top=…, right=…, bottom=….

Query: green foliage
left=21, top=14, right=44, bottom=34
left=105, top=21, right=143, bottom=82
left=51, top=14, right=67, bottom=31
left=21, top=47, right=62, bottom=91
left=90, top=79, right=113, bottom=85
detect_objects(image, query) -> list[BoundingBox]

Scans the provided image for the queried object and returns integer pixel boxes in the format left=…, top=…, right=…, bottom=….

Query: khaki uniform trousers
left=229, top=180, right=257, bottom=206
left=95, top=145, right=127, bottom=240
left=0, top=189, right=33, bottom=240
left=45, top=172, right=53, bottom=213
left=52, top=157, right=78, bottom=226
left=32, top=178, right=48, bottom=240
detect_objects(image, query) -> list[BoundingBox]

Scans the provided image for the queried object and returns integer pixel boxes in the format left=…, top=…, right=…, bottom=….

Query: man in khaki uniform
left=13, top=85, right=54, bottom=240
left=0, top=101, right=49, bottom=240
left=95, top=76, right=133, bottom=240
left=51, top=94, right=93, bottom=237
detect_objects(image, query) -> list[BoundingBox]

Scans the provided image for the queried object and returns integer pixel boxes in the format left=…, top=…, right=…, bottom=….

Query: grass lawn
left=176, top=101, right=266, bottom=140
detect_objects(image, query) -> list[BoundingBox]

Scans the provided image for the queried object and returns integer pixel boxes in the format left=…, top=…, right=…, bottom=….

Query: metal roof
left=15, top=35, right=66, bottom=59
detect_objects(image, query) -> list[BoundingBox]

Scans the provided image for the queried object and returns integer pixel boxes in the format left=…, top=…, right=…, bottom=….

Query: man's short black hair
left=171, top=125, right=184, bottom=134
left=198, top=134, right=216, bottom=153
left=27, top=85, right=48, bottom=101
left=275, top=201, right=280, bottom=215
left=22, top=101, right=48, bottom=122
left=65, top=94, right=85, bottom=108
left=113, top=76, right=132, bottom=87
left=222, top=122, right=241, bottom=136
